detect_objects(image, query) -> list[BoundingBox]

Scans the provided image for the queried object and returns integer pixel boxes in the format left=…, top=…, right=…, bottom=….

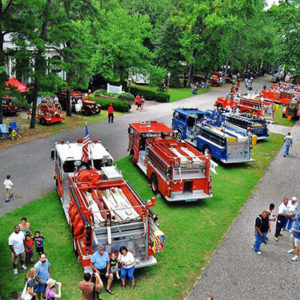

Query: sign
left=107, top=83, right=123, bottom=94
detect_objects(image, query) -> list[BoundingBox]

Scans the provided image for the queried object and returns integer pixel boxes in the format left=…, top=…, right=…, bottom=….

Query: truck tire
left=176, top=131, right=182, bottom=142
left=151, top=173, right=159, bottom=195
left=40, top=118, right=46, bottom=125
left=84, top=109, right=92, bottom=116
left=203, top=146, right=211, bottom=157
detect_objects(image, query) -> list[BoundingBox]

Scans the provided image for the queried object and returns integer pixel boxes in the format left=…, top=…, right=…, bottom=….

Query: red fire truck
left=51, top=139, right=164, bottom=271
left=214, top=93, right=273, bottom=118
left=261, top=89, right=292, bottom=105
left=128, top=121, right=214, bottom=202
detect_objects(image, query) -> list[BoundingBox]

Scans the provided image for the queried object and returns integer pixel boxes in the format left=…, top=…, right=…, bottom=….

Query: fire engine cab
left=51, top=139, right=164, bottom=272
left=128, top=121, right=214, bottom=202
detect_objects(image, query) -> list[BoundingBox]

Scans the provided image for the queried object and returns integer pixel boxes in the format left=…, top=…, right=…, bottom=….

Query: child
left=110, top=253, right=120, bottom=279
left=25, top=234, right=34, bottom=264
left=3, top=174, right=14, bottom=202
left=34, top=231, right=45, bottom=255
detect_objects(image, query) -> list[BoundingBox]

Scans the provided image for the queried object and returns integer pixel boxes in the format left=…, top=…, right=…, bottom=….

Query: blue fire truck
left=172, top=108, right=254, bottom=164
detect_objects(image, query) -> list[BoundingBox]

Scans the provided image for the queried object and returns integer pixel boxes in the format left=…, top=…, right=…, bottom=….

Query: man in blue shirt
left=283, top=132, right=293, bottom=157
left=288, top=213, right=300, bottom=261
left=34, top=253, right=51, bottom=300
left=91, top=245, right=113, bottom=295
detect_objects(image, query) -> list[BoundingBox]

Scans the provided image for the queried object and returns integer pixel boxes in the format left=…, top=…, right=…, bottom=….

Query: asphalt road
left=187, top=120, right=300, bottom=298
left=0, top=78, right=269, bottom=217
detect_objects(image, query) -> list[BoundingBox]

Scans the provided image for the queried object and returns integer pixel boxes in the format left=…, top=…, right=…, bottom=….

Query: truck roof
left=175, top=107, right=205, bottom=115
left=130, top=121, right=173, bottom=134
left=55, top=142, right=113, bottom=164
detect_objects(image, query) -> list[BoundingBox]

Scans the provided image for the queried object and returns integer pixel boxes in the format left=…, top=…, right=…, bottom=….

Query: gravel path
left=187, top=120, right=300, bottom=299
left=0, top=77, right=271, bottom=217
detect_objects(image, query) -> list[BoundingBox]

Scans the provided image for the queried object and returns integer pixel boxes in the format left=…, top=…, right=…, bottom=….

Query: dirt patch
left=0, top=110, right=114, bottom=150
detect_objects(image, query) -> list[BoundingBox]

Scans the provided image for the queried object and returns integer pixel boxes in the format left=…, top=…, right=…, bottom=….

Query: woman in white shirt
left=118, top=246, right=135, bottom=290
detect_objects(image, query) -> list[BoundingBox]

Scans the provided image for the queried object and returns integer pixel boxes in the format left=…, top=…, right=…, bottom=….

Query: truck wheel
left=176, top=131, right=182, bottom=142
left=85, top=109, right=92, bottom=116
left=203, top=146, right=211, bottom=157
left=40, top=118, right=46, bottom=125
left=151, top=174, right=159, bottom=195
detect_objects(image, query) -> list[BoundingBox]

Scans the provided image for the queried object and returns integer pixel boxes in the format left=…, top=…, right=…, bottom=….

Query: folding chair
left=9, top=121, right=20, bottom=131
left=0, top=124, right=9, bottom=138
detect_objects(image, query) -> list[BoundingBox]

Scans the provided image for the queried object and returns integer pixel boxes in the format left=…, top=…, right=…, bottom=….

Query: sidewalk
left=187, top=120, right=300, bottom=299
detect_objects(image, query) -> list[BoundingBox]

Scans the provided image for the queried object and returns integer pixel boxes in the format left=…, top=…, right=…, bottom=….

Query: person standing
left=283, top=132, right=293, bottom=157
left=25, top=268, right=39, bottom=299
left=45, top=278, right=62, bottom=299
left=274, top=198, right=291, bottom=241
left=236, top=81, right=241, bottom=92
left=118, top=246, right=136, bottom=289
left=3, top=174, right=14, bottom=202
left=107, top=104, right=114, bottom=124
left=252, top=210, right=269, bottom=255
left=34, top=254, right=51, bottom=300
left=284, top=197, right=298, bottom=231
left=288, top=213, right=300, bottom=261
left=78, top=272, right=103, bottom=300
left=8, top=225, right=27, bottom=275
left=90, top=245, right=114, bottom=295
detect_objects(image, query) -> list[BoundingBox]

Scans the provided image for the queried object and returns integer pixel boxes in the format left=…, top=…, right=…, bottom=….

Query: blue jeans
left=283, top=144, right=290, bottom=156
left=120, top=265, right=135, bottom=281
left=253, top=230, right=263, bottom=252
left=263, top=231, right=268, bottom=241
left=284, top=216, right=294, bottom=230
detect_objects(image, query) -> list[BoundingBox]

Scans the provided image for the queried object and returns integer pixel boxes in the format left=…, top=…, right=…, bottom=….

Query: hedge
left=118, top=92, right=135, bottom=101
left=93, top=89, right=120, bottom=98
left=89, top=96, right=131, bottom=112
left=127, top=87, right=170, bottom=102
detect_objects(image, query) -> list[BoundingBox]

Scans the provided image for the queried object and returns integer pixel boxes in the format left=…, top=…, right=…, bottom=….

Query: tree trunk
left=30, top=80, right=39, bottom=129
left=66, top=88, right=71, bottom=116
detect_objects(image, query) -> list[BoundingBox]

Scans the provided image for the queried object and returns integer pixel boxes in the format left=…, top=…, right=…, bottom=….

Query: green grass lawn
left=131, top=84, right=208, bottom=102
left=0, top=133, right=283, bottom=300
left=273, top=105, right=296, bottom=127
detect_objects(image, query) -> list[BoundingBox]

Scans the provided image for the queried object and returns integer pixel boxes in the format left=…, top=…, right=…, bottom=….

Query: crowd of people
left=8, top=216, right=136, bottom=299
left=253, top=196, right=300, bottom=261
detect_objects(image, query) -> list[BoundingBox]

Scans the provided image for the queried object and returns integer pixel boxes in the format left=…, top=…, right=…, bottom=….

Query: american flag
left=81, top=125, right=90, bottom=163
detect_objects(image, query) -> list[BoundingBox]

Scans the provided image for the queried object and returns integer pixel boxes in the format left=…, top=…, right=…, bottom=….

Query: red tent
left=5, top=77, right=29, bottom=93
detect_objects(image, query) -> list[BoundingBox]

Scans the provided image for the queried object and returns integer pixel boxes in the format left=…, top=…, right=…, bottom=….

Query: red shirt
left=108, top=105, right=114, bottom=114
left=237, top=82, right=241, bottom=87
left=136, top=96, right=142, bottom=104
left=25, top=239, right=34, bottom=253
left=232, top=87, right=236, bottom=94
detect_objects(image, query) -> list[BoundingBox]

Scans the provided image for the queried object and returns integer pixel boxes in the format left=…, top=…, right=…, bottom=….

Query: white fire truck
left=51, top=139, right=165, bottom=272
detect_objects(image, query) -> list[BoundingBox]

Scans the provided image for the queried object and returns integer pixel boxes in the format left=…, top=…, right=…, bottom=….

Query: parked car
left=1, top=97, right=22, bottom=116
left=56, top=90, right=101, bottom=116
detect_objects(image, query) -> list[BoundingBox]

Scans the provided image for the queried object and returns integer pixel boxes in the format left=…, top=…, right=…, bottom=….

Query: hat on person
left=292, top=196, right=297, bottom=201
left=47, top=278, right=56, bottom=288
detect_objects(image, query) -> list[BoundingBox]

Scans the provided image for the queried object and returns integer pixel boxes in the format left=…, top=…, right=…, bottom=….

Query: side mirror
left=51, top=149, right=55, bottom=160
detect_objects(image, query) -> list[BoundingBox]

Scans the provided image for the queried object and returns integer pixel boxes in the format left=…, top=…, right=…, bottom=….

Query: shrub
left=118, top=92, right=135, bottom=101
left=12, top=97, right=30, bottom=109
left=89, top=96, right=131, bottom=112
left=127, top=87, right=170, bottom=102
left=93, top=89, right=119, bottom=98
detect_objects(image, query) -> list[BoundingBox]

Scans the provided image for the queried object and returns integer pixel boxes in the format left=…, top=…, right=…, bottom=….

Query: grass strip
left=0, top=133, right=283, bottom=299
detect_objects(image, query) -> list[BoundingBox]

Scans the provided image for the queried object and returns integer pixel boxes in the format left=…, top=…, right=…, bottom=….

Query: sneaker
left=291, top=256, right=300, bottom=261
left=274, top=237, right=279, bottom=242
left=106, top=289, right=113, bottom=295
left=13, top=268, right=18, bottom=275
left=288, top=249, right=296, bottom=254
left=5, top=200, right=10, bottom=202
left=130, top=284, right=136, bottom=290
left=121, top=285, right=125, bottom=290
left=21, top=265, right=27, bottom=270
left=10, top=193, right=13, bottom=199
left=256, top=251, right=262, bottom=255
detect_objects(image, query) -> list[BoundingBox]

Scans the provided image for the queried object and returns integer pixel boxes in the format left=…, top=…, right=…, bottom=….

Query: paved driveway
left=0, top=78, right=269, bottom=216
left=187, top=117, right=300, bottom=299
